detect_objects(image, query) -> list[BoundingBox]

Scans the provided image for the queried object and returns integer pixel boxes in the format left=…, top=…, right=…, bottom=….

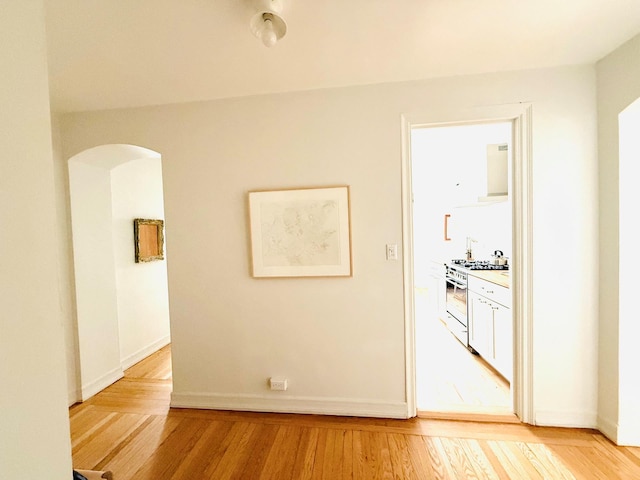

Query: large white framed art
left=248, top=185, right=352, bottom=278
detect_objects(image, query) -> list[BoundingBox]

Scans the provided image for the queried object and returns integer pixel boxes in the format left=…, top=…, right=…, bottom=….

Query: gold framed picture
left=134, top=218, right=164, bottom=263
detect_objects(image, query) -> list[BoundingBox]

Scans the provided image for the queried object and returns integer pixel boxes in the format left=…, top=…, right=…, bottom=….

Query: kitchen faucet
left=465, top=236, right=477, bottom=261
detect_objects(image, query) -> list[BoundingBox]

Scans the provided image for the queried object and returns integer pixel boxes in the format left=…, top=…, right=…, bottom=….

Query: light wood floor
left=69, top=345, right=640, bottom=479
left=415, top=288, right=512, bottom=418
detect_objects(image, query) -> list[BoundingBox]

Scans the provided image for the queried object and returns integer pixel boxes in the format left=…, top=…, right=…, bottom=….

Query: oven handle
left=446, top=277, right=467, bottom=289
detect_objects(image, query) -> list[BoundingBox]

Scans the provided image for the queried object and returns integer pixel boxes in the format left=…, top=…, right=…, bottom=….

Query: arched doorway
left=68, top=144, right=171, bottom=400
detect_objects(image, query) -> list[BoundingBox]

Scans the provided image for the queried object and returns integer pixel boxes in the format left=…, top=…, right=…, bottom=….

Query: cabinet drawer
left=468, top=275, right=511, bottom=307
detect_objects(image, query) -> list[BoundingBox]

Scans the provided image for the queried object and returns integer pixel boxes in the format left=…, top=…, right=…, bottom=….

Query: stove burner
left=450, top=259, right=508, bottom=270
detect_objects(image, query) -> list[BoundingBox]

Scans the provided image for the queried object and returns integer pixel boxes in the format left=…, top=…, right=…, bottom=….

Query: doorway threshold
left=418, top=408, right=520, bottom=424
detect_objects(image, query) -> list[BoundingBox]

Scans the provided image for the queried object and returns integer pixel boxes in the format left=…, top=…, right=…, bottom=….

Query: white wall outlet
left=386, top=243, right=398, bottom=260
left=269, top=377, right=288, bottom=391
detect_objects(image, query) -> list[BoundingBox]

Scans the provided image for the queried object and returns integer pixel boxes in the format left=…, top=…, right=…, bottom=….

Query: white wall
left=111, top=158, right=171, bottom=368
left=0, top=1, right=73, bottom=478
left=596, top=32, right=640, bottom=445
left=51, top=114, right=82, bottom=404
left=68, top=161, right=123, bottom=399
left=618, top=100, right=640, bottom=445
left=58, top=65, right=599, bottom=425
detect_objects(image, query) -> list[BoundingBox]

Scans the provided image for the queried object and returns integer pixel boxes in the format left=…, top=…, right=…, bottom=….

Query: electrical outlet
left=269, top=377, right=288, bottom=391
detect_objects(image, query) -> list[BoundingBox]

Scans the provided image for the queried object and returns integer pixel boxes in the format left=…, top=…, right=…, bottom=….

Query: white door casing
left=401, top=104, right=534, bottom=423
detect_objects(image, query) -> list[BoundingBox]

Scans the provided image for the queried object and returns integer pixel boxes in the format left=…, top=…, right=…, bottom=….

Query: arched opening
left=68, top=144, right=171, bottom=400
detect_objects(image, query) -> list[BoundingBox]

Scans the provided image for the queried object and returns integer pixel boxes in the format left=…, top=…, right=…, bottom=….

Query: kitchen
left=411, top=122, right=514, bottom=418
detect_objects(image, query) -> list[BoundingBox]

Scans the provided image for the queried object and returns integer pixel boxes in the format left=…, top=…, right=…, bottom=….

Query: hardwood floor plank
left=169, top=420, right=235, bottom=479
left=524, top=442, right=576, bottom=480
left=548, top=445, right=614, bottom=480
left=424, top=437, right=457, bottom=479
left=69, top=406, right=118, bottom=450
left=477, top=439, right=512, bottom=480
left=73, top=412, right=149, bottom=469
left=387, top=432, right=418, bottom=479
left=205, top=422, right=257, bottom=479
left=130, top=416, right=211, bottom=479
left=237, top=423, right=281, bottom=479
left=487, top=440, right=545, bottom=479
left=435, top=437, right=481, bottom=479
left=94, top=415, right=180, bottom=480
left=258, top=424, right=301, bottom=480
left=309, top=427, right=328, bottom=480
left=351, top=430, right=365, bottom=479
left=341, top=429, right=354, bottom=479
left=290, top=427, right=319, bottom=480
left=459, top=438, right=501, bottom=479
left=68, top=344, right=640, bottom=480
left=592, top=434, right=640, bottom=478
left=322, top=428, right=345, bottom=480
left=405, top=433, right=437, bottom=479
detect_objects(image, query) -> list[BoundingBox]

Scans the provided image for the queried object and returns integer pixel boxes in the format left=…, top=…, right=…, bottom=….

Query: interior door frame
left=401, top=104, right=534, bottom=424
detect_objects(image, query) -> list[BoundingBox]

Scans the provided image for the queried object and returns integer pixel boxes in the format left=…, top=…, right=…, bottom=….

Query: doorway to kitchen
left=411, top=121, right=516, bottom=420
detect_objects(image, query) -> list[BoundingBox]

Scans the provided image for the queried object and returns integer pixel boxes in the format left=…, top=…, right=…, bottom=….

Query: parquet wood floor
left=69, top=345, right=640, bottom=479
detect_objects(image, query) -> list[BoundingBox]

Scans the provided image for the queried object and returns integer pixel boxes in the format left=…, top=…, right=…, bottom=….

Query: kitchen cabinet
left=468, top=275, right=512, bottom=382
left=427, top=261, right=447, bottom=320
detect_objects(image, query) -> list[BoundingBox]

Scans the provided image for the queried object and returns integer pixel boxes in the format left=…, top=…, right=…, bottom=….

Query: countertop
left=468, top=269, right=510, bottom=289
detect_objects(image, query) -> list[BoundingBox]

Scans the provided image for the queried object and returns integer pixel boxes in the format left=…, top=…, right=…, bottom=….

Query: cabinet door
left=469, top=292, right=491, bottom=356
left=492, top=303, right=513, bottom=383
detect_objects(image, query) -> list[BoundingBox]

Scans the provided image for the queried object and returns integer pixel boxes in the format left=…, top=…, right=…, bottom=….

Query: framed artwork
left=134, top=218, right=164, bottom=263
left=248, top=186, right=352, bottom=278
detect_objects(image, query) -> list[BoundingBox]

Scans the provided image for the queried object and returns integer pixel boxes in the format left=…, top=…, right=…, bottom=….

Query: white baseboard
left=597, top=414, right=619, bottom=443
left=81, top=367, right=124, bottom=401
left=616, top=416, right=640, bottom=446
left=68, top=387, right=81, bottom=407
left=171, top=392, right=409, bottom=419
left=120, top=335, right=170, bottom=370
left=534, top=409, right=598, bottom=429
left=597, top=414, right=640, bottom=446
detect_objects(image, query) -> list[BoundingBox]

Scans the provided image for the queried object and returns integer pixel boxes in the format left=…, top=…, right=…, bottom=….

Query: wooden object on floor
left=69, top=345, right=640, bottom=479
left=75, top=469, right=113, bottom=480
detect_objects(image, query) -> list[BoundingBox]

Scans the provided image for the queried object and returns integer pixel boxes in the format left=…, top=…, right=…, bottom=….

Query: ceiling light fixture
left=249, top=0, right=287, bottom=47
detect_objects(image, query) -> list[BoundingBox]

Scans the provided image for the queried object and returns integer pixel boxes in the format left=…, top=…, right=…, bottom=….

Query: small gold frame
left=134, top=218, right=164, bottom=263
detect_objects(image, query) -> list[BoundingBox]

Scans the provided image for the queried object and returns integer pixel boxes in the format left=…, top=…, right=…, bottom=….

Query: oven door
left=445, top=276, right=468, bottom=345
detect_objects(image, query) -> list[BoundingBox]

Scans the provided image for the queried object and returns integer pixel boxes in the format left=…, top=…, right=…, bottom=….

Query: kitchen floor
left=415, top=289, right=512, bottom=417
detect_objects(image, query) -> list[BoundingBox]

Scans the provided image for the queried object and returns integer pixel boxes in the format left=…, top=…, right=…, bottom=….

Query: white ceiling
left=44, top=0, right=640, bottom=113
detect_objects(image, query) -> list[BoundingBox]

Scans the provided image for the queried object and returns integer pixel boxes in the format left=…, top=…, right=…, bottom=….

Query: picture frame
left=134, top=218, right=164, bottom=263
left=248, top=186, right=352, bottom=278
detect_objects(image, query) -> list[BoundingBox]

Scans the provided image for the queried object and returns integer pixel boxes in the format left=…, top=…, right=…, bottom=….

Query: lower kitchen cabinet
left=468, top=276, right=512, bottom=383
left=492, top=302, right=512, bottom=382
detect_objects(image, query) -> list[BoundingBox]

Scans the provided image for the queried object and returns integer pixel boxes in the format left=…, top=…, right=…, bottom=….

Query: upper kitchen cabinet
left=478, top=143, right=509, bottom=203
left=453, top=143, right=510, bottom=207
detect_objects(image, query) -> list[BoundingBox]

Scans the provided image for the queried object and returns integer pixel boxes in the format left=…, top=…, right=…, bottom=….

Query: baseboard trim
left=68, top=387, right=81, bottom=407
left=171, top=392, right=408, bottom=419
left=617, top=417, right=640, bottom=446
left=121, top=335, right=170, bottom=370
left=534, top=409, right=597, bottom=429
left=597, top=414, right=619, bottom=443
left=81, top=367, right=123, bottom=401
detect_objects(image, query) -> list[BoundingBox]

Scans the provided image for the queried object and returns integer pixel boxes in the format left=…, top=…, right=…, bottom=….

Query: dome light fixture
left=249, top=0, right=287, bottom=47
